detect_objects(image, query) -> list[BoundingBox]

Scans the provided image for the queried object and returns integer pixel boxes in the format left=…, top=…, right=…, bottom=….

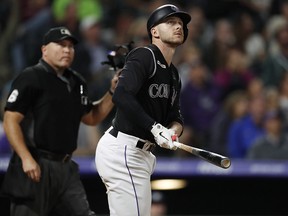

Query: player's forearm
left=112, top=86, right=155, bottom=131
left=168, top=121, right=183, bottom=137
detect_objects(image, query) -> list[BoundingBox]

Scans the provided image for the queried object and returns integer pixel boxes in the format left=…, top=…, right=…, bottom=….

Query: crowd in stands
left=1, top=0, right=288, bottom=160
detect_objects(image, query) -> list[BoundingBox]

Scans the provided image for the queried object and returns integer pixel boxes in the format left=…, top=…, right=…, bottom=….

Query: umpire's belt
left=109, top=127, right=155, bottom=152
left=37, top=149, right=71, bottom=163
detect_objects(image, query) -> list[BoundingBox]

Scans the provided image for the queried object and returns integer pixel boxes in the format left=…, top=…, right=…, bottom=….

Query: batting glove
left=151, top=123, right=177, bottom=150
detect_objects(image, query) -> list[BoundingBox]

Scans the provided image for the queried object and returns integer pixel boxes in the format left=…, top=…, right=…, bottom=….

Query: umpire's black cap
left=147, top=4, right=191, bottom=42
left=43, top=27, right=78, bottom=45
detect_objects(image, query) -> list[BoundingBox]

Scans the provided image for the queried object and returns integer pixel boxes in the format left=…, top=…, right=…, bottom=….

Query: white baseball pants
left=95, top=127, right=156, bottom=216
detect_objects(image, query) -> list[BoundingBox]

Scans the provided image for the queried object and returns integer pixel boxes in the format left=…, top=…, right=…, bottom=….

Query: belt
left=37, top=149, right=72, bottom=163
left=109, top=128, right=155, bottom=152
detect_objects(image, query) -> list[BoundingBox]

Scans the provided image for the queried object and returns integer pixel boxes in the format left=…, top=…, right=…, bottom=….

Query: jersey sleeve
left=120, top=47, right=155, bottom=94
left=5, top=70, right=38, bottom=115
left=113, top=47, right=156, bottom=131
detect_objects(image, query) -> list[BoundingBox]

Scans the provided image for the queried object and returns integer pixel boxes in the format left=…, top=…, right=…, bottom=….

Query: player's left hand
left=151, top=123, right=177, bottom=150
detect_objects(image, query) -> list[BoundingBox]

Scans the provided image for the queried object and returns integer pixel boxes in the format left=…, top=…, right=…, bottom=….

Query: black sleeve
left=120, top=47, right=155, bottom=94
left=113, top=86, right=155, bottom=131
left=5, top=69, right=38, bottom=115
left=112, top=47, right=156, bottom=131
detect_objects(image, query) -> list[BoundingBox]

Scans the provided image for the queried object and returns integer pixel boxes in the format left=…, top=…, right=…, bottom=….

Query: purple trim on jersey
left=124, top=145, right=140, bottom=216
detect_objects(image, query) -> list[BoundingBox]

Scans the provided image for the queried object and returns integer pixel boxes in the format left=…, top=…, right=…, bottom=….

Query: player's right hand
left=151, top=123, right=177, bottom=150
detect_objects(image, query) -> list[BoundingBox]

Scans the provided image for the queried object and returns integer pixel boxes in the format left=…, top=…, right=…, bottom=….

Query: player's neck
left=153, top=42, right=176, bottom=66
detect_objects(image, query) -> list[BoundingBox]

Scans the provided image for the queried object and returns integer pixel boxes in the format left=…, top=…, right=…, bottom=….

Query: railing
left=1, top=154, right=288, bottom=178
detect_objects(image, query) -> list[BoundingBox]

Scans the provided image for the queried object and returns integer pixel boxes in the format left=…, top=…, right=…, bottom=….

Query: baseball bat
left=173, top=141, right=231, bottom=169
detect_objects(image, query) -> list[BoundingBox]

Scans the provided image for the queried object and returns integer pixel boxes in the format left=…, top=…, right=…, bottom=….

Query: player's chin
left=172, top=36, right=184, bottom=45
left=169, top=39, right=183, bottom=47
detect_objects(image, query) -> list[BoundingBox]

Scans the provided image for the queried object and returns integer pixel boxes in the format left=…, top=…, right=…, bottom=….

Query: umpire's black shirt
left=5, top=59, right=92, bottom=154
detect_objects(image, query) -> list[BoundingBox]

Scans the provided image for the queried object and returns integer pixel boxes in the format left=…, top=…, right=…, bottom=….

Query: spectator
left=265, top=86, right=280, bottom=113
left=52, top=0, right=103, bottom=25
left=71, top=15, right=114, bottom=145
left=180, top=60, right=222, bottom=149
left=11, top=0, right=52, bottom=74
left=246, top=77, right=265, bottom=99
left=185, top=5, right=214, bottom=50
left=213, top=48, right=255, bottom=100
left=209, top=90, right=249, bottom=156
left=175, top=44, right=203, bottom=88
left=247, top=109, right=288, bottom=160
left=11, top=0, right=104, bottom=77
left=237, top=0, right=272, bottom=30
left=227, top=94, right=267, bottom=158
left=107, top=8, right=136, bottom=45
left=262, top=16, right=288, bottom=87
left=203, top=19, right=236, bottom=71
left=278, top=72, right=288, bottom=130
left=280, top=0, right=288, bottom=20
left=233, top=11, right=266, bottom=76
left=126, top=16, right=150, bottom=47
left=72, top=15, right=109, bottom=83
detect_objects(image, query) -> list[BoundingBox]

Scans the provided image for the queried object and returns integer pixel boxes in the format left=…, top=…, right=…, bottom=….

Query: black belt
left=109, top=128, right=155, bottom=152
left=37, top=149, right=72, bottom=163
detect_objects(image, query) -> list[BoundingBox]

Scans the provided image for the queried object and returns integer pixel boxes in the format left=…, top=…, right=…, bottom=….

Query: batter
left=95, top=4, right=191, bottom=216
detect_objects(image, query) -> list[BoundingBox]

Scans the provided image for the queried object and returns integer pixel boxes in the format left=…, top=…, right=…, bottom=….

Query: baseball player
left=95, top=4, right=191, bottom=216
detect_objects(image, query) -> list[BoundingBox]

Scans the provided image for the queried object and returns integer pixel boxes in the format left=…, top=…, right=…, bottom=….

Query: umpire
left=0, top=27, right=118, bottom=216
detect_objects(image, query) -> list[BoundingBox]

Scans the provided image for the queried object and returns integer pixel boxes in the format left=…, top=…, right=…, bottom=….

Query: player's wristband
left=108, top=89, right=114, bottom=96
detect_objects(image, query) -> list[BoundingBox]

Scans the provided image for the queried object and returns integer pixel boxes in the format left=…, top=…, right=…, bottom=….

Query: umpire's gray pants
left=10, top=157, right=95, bottom=216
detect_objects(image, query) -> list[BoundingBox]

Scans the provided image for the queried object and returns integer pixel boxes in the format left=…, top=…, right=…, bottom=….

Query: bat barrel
left=197, top=150, right=231, bottom=169
left=221, top=158, right=231, bottom=169
left=174, top=141, right=231, bottom=169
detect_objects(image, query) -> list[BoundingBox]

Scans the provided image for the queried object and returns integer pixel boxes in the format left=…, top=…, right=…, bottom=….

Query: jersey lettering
left=149, top=84, right=169, bottom=98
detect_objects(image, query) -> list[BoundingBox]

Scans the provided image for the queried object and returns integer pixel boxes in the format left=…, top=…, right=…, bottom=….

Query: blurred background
left=1, top=0, right=288, bottom=215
